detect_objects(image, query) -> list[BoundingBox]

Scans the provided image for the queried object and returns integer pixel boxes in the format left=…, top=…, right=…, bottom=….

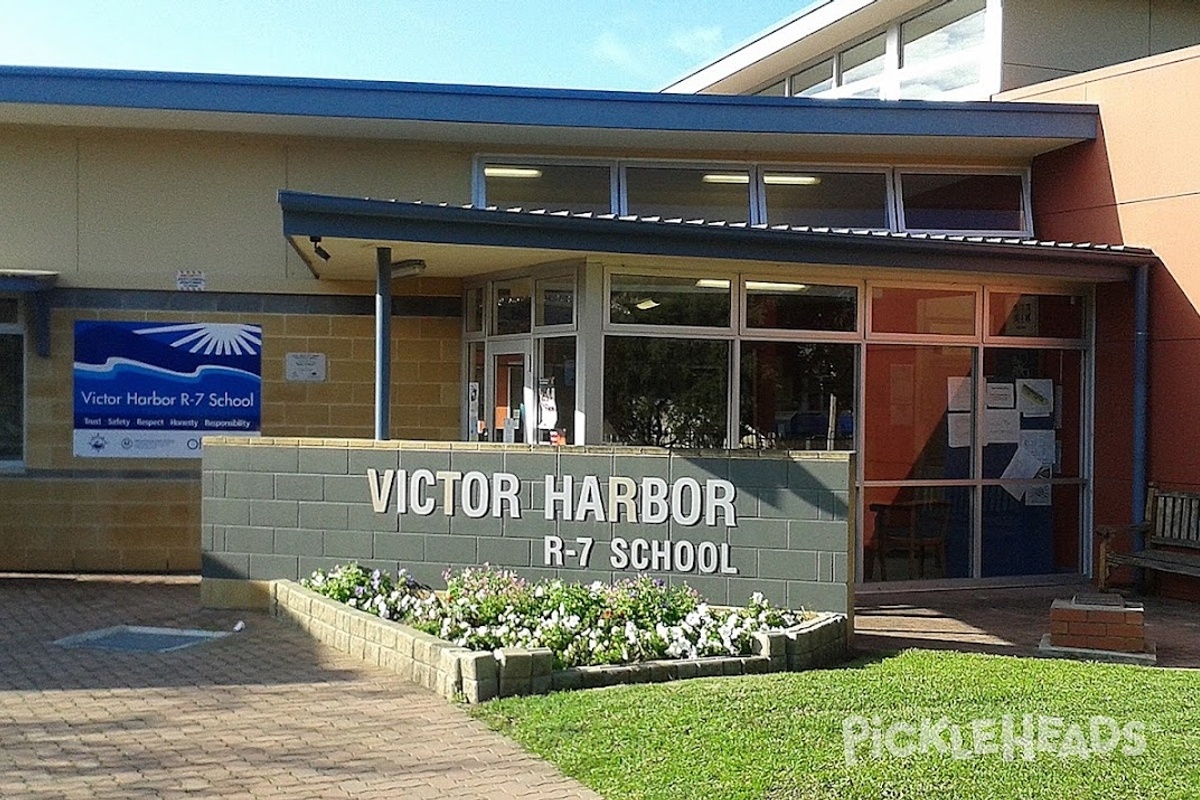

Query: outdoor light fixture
left=701, top=173, right=750, bottom=184
left=635, top=298, right=660, bottom=310
left=763, top=174, right=822, bottom=186
left=484, top=166, right=543, bottom=179
left=309, top=236, right=331, bottom=262
left=390, top=259, right=426, bottom=278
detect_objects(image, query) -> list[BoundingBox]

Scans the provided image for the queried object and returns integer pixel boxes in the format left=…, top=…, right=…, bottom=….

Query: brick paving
left=855, top=583, right=1200, bottom=667
left=0, top=575, right=603, bottom=800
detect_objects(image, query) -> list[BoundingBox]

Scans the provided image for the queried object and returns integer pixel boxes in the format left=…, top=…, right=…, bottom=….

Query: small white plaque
left=285, top=352, right=327, bottom=382
left=176, top=270, right=206, bottom=291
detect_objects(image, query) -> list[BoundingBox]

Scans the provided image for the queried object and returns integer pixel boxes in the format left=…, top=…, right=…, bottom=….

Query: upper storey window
left=483, top=162, right=612, bottom=214
left=625, top=166, right=752, bottom=223
left=765, top=0, right=996, bottom=101
left=899, top=0, right=988, bottom=99
left=899, top=172, right=1026, bottom=233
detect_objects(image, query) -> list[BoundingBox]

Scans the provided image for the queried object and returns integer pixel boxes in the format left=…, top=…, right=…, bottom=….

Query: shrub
left=302, top=563, right=810, bottom=669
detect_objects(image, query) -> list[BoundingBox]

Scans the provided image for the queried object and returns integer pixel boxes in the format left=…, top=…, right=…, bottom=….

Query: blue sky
left=3, top=1, right=820, bottom=91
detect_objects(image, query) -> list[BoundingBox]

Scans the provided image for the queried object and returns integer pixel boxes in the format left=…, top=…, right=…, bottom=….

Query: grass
left=471, top=649, right=1200, bottom=800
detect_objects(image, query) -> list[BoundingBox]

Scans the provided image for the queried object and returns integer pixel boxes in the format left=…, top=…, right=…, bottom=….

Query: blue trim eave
left=0, top=66, right=1098, bottom=141
left=279, top=191, right=1154, bottom=282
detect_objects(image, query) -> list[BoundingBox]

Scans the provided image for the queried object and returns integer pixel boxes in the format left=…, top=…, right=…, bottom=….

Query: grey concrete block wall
left=203, top=437, right=855, bottom=614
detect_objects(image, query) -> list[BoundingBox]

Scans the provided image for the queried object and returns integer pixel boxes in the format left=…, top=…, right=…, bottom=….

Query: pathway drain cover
left=54, top=625, right=231, bottom=653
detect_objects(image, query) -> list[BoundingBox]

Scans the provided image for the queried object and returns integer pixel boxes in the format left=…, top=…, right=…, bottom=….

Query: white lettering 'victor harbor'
left=366, top=469, right=738, bottom=527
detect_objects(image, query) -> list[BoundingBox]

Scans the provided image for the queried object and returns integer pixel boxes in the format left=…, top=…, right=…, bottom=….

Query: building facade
left=2, top=0, right=1192, bottom=596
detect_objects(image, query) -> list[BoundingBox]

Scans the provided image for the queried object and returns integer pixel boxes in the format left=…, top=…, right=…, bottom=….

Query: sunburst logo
left=134, top=323, right=261, bottom=356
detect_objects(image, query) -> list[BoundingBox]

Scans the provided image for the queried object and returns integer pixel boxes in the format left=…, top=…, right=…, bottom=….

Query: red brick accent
left=1047, top=596, right=1147, bottom=653
left=1050, top=608, right=1089, bottom=623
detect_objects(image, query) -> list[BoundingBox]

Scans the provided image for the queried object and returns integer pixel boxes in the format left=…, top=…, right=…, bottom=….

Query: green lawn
left=471, top=650, right=1200, bottom=800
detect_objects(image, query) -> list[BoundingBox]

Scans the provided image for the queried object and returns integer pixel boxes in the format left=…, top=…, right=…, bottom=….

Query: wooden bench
left=1097, top=485, right=1200, bottom=590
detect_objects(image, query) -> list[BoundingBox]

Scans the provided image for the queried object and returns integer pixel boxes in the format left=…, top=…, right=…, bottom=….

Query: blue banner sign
left=73, top=321, right=262, bottom=458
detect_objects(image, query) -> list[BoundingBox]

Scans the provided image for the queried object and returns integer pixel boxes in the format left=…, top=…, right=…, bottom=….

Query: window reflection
left=989, top=293, right=1084, bottom=339
left=872, top=287, right=976, bottom=336
left=484, top=163, right=611, bottom=214
left=901, top=173, right=1025, bottom=232
left=764, top=171, right=888, bottom=229
left=746, top=282, right=857, bottom=332
left=493, top=278, right=532, bottom=335
left=740, top=341, right=855, bottom=450
left=604, top=336, right=729, bottom=448
left=625, top=167, right=751, bottom=223
left=610, top=274, right=731, bottom=328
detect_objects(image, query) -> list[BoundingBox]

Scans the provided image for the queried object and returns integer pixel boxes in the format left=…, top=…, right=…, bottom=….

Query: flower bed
left=302, top=563, right=810, bottom=669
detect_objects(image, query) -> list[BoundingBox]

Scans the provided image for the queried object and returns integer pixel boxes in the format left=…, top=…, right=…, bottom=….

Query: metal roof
left=0, top=66, right=1096, bottom=158
left=279, top=191, right=1155, bottom=283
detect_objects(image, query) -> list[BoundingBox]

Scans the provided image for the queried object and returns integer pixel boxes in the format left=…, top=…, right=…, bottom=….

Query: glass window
left=899, top=0, right=987, bottom=98
left=872, top=287, right=976, bottom=336
left=790, top=59, right=834, bottom=96
left=865, top=485, right=972, bottom=581
left=863, top=344, right=975, bottom=481
left=604, top=336, right=729, bottom=448
left=465, top=286, right=484, bottom=334
left=982, top=348, right=1081, bottom=480
left=981, top=484, right=1079, bottom=577
left=740, top=341, right=855, bottom=450
left=901, top=173, right=1026, bottom=232
left=0, top=330, right=23, bottom=462
left=624, top=167, right=751, bottom=223
left=755, top=80, right=787, bottom=97
left=538, top=337, right=576, bottom=445
left=840, top=34, right=887, bottom=98
left=484, top=163, right=612, bottom=214
left=763, top=171, right=888, bottom=229
left=536, top=276, right=575, bottom=328
left=989, top=293, right=1084, bottom=339
left=0, top=299, right=17, bottom=325
left=609, top=274, right=731, bottom=328
left=467, top=342, right=485, bottom=440
left=493, top=278, right=532, bottom=335
left=745, top=281, right=857, bottom=332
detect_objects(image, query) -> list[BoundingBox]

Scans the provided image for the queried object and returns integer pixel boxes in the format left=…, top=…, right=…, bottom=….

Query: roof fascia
left=279, top=191, right=1144, bottom=282
left=0, top=66, right=1096, bottom=142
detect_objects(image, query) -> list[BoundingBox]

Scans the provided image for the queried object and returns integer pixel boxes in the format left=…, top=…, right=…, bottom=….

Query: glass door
left=486, top=343, right=532, bottom=444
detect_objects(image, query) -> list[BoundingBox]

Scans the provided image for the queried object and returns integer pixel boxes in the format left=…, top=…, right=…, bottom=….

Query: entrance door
left=487, top=344, right=532, bottom=444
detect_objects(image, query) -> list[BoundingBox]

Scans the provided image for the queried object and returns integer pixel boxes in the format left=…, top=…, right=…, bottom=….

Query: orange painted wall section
left=1007, top=47, right=1200, bottom=504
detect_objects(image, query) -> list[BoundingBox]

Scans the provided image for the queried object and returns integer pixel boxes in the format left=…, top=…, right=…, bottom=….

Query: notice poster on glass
left=947, top=412, right=972, bottom=448
left=947, top=376, right=972, bottom=412
left=1017, top=378, right=1054, bottom=417
left=986, top=382, right=1015, bottom=409
left=1026, top=483, right=1052, bottom=506
left=1019, top=429, right=1057, bottom=471
left=985, top=408, right=1020, bottom=444
left=73, top=321, right=262, bottom=458
left=537, top=380, right=558, bottom=430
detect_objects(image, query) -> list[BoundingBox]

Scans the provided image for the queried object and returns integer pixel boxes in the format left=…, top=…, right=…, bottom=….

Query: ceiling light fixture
left=694, top=279, right=732, bottom=289
left=746, top=281, right=809, bottom=292
left=484, top=166, right=543, bottom=179
left=390, top=259, right=426, bottom=278
left=701, top=173, right=750, bottom=184
left=635, top=298, right=660, bottom=310
left=763, top=174, right=822, bottom=186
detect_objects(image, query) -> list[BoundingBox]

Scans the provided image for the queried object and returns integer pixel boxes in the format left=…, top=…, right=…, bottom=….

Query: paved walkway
left=855, top=582, right=1200, bottom=667
left=0, top=575, right=602, bottom=800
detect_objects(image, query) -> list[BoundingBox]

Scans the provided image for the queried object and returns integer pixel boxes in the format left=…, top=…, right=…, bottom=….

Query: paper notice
left=1026, top=484, right=1052, bottom=506
left=986, top=382, right=1015, bottom=409
left=985, top=408, right=1020, bottom=445
left=1019, top=429, right=1056, bottom=470
left=1002, top=447, right=1045, bottom=481
left=947, top=412, right=972, bottom=448
left=1017, top=378, right=1053, bottom=417
left=947, top=376, right=972, bottom=412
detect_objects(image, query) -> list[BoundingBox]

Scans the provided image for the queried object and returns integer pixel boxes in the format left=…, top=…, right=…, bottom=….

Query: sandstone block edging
left=271, top=579, right=848, bottom=703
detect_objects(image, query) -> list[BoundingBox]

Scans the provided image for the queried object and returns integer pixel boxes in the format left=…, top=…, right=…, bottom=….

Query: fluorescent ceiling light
left=635, top=298, right=660, bottom=310
left=694, top=279, right=732, bottom=289
left=484, top=166, right=543, bottom=179
left=701, top=173, right=750, bottom=184
left=763, top=174, right=822, bottom=186
left=746, top=281, right=808, bottom=292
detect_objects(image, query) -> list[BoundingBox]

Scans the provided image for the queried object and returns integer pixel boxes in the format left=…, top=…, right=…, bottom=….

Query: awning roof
left=279, top=190, right=1154, bottom=284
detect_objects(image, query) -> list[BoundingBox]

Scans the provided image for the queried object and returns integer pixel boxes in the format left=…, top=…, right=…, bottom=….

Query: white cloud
left=669, top=25, right=723, bottom=58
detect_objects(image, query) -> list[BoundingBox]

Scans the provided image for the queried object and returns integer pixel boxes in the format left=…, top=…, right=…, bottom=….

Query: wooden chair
left=870, top=499, right=951, bottom=581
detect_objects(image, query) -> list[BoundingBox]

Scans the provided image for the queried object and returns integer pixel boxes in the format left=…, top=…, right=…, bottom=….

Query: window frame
left=0, top=296, right=26, bottom=469
left=894, top=167, right=1033, bottom=237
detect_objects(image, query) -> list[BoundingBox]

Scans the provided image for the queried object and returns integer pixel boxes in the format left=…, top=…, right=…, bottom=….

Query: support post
left=375, top=247, right=392, bottom=441
left=1132, top=263, right=1149, bottom=553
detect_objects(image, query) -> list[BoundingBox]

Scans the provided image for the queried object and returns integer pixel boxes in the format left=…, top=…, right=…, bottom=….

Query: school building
left=3, top=0, right=1200, bottom=604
